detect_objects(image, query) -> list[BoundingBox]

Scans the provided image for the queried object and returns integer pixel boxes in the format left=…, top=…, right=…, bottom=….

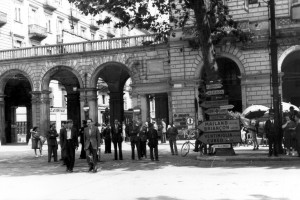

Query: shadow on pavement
left=1, top=142, right=300, bottom=177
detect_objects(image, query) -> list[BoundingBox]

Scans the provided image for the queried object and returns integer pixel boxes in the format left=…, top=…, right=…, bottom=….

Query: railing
left=0, top=34, right=164, bottom=60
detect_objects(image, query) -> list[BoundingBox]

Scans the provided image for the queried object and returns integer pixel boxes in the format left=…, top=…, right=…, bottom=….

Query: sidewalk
left=196, top=145, right=300, bottom=162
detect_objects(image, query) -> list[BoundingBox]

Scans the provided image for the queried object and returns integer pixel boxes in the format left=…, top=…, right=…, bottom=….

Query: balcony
left=90, top=19, right=99, bottom=31
left=70, top=8, right=80, bottom=22
left=28, top=24, right=47, bottom=41
left=0, top=11, right=7, bottom=27
left=43, top=0, right=58, bottom=12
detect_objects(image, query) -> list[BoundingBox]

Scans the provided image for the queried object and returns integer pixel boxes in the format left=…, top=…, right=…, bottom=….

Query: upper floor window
left=15, top=7, right=21, bottom=22
left=102, top=95, right=106, bottom=104
left=91, top=33, right=95, bottom=40
left=81, top=27, right=86, bottom=37
left=29, top=8, right=38, bottom=25
left=46, top=19, right=51, bottom=33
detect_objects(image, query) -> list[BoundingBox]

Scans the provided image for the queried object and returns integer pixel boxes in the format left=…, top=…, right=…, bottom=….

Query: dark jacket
left=60, top=128, right=79, bottom=150
left=46, top=129, right=59, bottom=146
left=147, top=128, right=158, bottom=147
left=167, top=126, right=178, bottom=140
left=139, top=126, right=148, bottom=142
left=111, top=124, right=123, bottom=143
left=103, top=127, right=112, bottom=140
left=129, top=124, right=140, bottom=142
left=264, top=119, right=276, bottom=138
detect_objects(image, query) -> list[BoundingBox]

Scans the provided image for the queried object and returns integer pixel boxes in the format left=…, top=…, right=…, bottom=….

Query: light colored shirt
left=67, top=129, right=71, bottom=139
left=89, top=128, right=92, bottom=136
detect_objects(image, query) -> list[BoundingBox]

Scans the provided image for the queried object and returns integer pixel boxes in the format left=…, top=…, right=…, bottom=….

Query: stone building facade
left=1, top=0, right=300, bottom=144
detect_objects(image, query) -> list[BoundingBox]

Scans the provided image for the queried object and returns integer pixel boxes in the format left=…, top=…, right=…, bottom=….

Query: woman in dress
left=282, top=115, right=296, bottom=155
left=30, top=126, right=43, bottom=157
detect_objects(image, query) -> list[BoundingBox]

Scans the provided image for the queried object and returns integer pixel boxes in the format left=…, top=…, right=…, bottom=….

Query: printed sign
left=199, top=131, right=241, bottom=144
left=186, top=118, right=194, bottom=125
left=200, top=100, right=229, bottom=108
left=198, top=119, right=240, bottom=132
left=206, top=83, right=223, bottom=90
left=50, top=108, right=67, bottom=113
left=220, top=105, right=235, bottom=110
left=206, top=90, right=224, bottom=96
left=205, top=108, right=228, bottom=115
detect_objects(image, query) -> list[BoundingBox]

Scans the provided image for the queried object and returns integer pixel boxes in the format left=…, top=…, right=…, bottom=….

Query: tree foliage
left=69, top=0, right=252, bottom=80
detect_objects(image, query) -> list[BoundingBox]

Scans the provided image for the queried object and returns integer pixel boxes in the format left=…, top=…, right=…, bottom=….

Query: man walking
left=102, top=124, right=112, bottom=154
left=79, top=120, right=87, bottom=159
left=265, top=111, right=278, bottom=157
left=167, top=123, right=178, bottom=155
left=84, top=119, right=101, bottom=172
left=147, top=123, right=159, bottom=161
left=111, top=119, right=123, bottom=160
left=46, top=123, right=59, bottom=162
left=60, top=119, right=78, bottom=172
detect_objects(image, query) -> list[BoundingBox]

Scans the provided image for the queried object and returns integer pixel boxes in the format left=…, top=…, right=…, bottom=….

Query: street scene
left=1, top=0, right=300, bottom=199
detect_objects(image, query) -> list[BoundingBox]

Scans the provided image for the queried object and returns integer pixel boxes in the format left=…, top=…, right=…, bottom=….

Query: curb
left=196, top=155, right=300, bottom=162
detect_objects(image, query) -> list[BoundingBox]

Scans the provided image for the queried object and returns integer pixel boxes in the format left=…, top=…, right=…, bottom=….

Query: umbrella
left=281, top=102, right=299, bottom=112
left=242, top=105, right=269, bottom=119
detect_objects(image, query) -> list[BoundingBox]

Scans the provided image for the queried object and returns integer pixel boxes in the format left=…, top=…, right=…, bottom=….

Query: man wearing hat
left=264, top=110, right=278, bottom=157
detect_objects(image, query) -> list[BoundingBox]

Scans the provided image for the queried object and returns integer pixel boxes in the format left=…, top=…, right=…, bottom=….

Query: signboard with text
left=198, top=119, right=240, bottom=132
left=199, top=131, right=241, bottom=144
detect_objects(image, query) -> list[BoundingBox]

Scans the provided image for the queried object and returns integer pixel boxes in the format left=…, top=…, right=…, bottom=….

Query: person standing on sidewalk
left=294, top=113, right=300, bottom=157
left=103, top=124, right=112, bottom=154
left=129, top=120, right=141, bottom=160
left=161, top=119, right=167, bottom=143
left=265, top=111, right=278, bottom=157
left=139, top=122, right=148, bottom=158
left=59, top=122, right=66, bottom=164
left=147, top=123, right=159, bottom=161
left=167, top=123, right=178, bottom=155
left=60, top=119, right=78, bottom=172
left=30, top=126, right=43, bottom=158
left=84, top=119, right=101, bottom=172
left=46, top=123, right=59, bottom=162
left=79, top=120, right=87, bottom=159
left=282, top=115, right=296, bottom=155
left=111, top=119, right=123, bottom=160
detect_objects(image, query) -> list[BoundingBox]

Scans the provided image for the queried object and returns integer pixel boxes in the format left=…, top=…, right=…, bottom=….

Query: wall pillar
left=66, top=92, right=81, bottom=130
left=26, top=105, right=32, bottom=138
left=109, top=92, right=124, bottom=125
left=10, top=106, right=17, bottom=143
left=31, top=91, right=41, bottom=128
left=140, top=94, right=148, bottom=123
left=87, top=89, right=98, bottom=123
left=40, top=90, right=51, bottom=136
left=0, top=94, right=5, bottom=144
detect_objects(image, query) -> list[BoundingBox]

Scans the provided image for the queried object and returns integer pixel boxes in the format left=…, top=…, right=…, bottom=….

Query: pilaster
left=0, top=94, right=5, bottom=144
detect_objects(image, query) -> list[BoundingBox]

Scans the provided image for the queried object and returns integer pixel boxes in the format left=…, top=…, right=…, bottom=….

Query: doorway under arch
left=201, top=57, right=242, bottom=112
left=282, top=50, right=300, bottom=106
left=3, top=73, right=32, bottom=144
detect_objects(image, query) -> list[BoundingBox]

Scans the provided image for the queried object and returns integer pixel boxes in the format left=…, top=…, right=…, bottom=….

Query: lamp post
left=269, top=0, right=282, bottom=152
left=83, top=73, right=89, bottom=119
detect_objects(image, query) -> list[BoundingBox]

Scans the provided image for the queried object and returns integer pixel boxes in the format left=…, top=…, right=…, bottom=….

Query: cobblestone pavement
left=1, top=141, right=300, bottom=200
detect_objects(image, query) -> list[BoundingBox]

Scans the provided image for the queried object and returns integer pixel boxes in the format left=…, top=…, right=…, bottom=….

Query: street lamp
left=83, top=73, right=89, bottom=119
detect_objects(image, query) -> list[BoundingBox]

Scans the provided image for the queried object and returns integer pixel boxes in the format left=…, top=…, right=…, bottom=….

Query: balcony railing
left=43, top=0, right=58, bottom=11
left=0, top=11, right=7, bottom=26
left=0, top=34, right=164, bottom=60
left=28, top=24, right=48, bottom=40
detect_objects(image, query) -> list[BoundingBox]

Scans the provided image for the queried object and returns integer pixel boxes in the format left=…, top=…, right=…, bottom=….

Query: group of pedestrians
left=29, top=118, right=181, bottom=173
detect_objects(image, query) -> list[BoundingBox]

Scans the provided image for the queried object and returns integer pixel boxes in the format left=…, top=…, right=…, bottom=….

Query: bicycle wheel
left=181, top=142, right=190, bottom=157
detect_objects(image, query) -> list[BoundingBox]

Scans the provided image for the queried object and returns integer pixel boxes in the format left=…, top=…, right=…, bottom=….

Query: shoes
left=193, top=149, right=198, bottom=152
left=93, top=167, right=98, bottom=173
left=40, top=154, right=43, bottom=157
left=88, top=167, right=93, bottom=172
left=35, top=155, right=39, bottom=158
left=69, top=169, right=73, bottom=173
left=155, top=159, right=159, bottom=161
left=172, top=153, right=174, bottom=155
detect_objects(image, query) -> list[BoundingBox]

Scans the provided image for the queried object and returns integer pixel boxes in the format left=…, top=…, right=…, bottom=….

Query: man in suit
left=79, top=120, right=87, bottom=159
left=111, top=119, right=123, bottom=160
left=129, top=120, right=141, bottom=160
left=147, top=123, right=159, bottom=161
left=102, top=124, right=112, bottom=154
left=60, top=119, right=78, bottom=172
left=265, top=111, right=278, bottom=157
left=46, top=123, right=59, bottom=162
left=84, top=119, right=101, bottom=172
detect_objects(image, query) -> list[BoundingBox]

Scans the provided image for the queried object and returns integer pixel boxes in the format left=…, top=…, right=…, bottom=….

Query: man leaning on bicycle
left=193, top=125, right=208, bottom=155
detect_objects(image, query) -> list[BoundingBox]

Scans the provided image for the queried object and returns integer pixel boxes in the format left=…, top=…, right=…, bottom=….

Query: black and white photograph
left=0, top=0, right=300, bottom=200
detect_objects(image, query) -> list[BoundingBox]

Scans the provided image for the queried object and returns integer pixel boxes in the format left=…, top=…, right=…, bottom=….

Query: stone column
left=26, top=105, right=32, bottom=137
left=31, top=91, right=42, bottom=128
left=87, top=89, right=98, bottom=123
left=0, top=94, right=5, bottom=144
left=79, top=91, right=88, bottom=122
left=109, top=92, right=124, bottom=125
left=140, top=95, right=148, bottom=123
left=40, top=90, right=51, bottom=136
left=66, top=92, right=81, bottom=130
left=10, top=106, right=17, bottom=143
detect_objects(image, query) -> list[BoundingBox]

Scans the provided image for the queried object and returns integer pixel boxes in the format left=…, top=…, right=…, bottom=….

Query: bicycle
left=180, top=129, right=196, bottom=157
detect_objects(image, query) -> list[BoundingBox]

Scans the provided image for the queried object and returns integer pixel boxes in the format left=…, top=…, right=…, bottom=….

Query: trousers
left=65, top=140, right=76, bottom=170
left=48, top=145, right=58, bottom=162
left=86, top=143, right=98, bottom=169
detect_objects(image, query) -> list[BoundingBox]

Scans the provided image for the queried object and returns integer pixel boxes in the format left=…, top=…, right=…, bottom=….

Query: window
left=29, top=8, right=37, bottom=25
left=46, top=19, right=51, bottom=33
left=102, top=95, right=105, bottom=104
left=57, top=19, right=63, bottom=34
left=91, top=33, right=95, bottom=40
left=14, top=40, right=22, bottom=48
left=81, top=27, right=86, bottom=37
left=15, top=7, right=21, bottom=22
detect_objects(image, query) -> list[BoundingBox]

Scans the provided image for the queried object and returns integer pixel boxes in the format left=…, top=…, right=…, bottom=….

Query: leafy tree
left=68, top=0, right=252, bottom=81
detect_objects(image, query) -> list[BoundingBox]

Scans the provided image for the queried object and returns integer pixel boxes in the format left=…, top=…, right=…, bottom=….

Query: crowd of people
left=29, top=118, right=179, bottom=173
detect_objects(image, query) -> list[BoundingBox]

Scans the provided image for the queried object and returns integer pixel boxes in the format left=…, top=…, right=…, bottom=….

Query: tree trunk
left=193, top=0, right=219, bottom=82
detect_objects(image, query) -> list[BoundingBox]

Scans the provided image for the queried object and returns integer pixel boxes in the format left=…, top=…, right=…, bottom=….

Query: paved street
left=1, top=141, right=300, bottom=200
